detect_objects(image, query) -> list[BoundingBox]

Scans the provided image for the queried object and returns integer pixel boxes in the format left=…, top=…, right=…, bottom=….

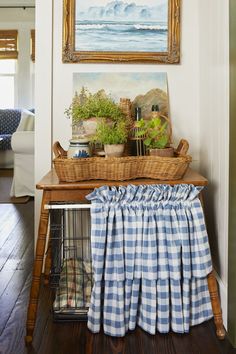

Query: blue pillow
left=0, top=109, right=22, bottom=134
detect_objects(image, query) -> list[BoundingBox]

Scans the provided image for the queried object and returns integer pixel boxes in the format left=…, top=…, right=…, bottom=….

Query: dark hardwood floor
left=0, top=202, right=235, bottom=354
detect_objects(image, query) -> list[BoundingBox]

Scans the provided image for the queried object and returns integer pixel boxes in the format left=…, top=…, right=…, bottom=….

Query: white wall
left=198, top=0, right=229, bottom=326
left=34, top=0, right=53, bottom=241
left=35, top=0, right=229, bottom=326
left=0, top=7, right=35, bottom=108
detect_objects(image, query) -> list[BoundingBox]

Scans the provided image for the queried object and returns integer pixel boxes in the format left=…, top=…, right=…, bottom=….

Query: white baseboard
left=215, top=271, right=228, bottom=330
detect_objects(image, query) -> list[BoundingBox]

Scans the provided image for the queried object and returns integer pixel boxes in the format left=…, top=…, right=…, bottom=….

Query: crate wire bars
left=48, top=203, right=92, bottom=321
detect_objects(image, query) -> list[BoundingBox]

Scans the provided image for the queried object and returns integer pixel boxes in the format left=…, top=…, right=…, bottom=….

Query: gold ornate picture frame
left=63, top=0, right=180, bottom=64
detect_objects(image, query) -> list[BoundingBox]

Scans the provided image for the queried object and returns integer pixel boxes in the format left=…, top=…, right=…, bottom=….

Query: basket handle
left=175, top=139, right=189, bottom=156
left=53, top=141, right=67, bottom=158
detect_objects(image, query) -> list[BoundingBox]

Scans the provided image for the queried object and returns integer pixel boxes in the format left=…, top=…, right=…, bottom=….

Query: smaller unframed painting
left=73, top=72, right=169, bottom=119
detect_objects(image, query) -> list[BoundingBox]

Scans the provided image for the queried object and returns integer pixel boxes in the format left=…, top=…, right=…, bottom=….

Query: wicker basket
left=53, top=139, right=191, bottom=182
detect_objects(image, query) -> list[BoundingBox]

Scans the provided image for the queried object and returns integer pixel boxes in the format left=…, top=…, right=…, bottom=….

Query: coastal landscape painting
left=63, top=0, right=180, bottom=63
left=73, top=72, right=169, bottom=118
left=75, top=0, right=168, bottom=52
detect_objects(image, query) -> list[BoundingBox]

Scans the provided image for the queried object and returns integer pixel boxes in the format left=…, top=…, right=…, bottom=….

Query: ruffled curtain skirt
left=86, top=184, right=213, bottom=337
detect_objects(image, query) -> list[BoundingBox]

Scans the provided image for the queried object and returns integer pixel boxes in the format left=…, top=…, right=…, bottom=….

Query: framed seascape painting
left=63, top=0, right=180, bottom=64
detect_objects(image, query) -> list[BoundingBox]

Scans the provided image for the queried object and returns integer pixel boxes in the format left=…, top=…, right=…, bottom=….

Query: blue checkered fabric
left=86, top=184, right=213, bottom=337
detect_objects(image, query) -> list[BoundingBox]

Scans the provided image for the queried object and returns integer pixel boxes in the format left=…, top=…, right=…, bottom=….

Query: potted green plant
left=65, top=88, right=125, bottom=137
left=135, top=116, right=174, bottom=157
left=92, top=119, right=128, bottom=157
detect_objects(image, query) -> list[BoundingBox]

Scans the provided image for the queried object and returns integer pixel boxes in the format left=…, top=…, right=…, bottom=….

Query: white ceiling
left=0, top=0, right=35, bottom=6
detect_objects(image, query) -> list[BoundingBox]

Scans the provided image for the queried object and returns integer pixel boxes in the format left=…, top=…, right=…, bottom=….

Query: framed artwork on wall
left=62, top=0, right=180, bottom=64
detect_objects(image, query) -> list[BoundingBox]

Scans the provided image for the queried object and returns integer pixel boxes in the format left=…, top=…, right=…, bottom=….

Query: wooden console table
left=25, top=168, right=226, bottom=344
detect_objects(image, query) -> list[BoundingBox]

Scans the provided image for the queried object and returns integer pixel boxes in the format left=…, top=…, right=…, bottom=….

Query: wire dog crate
left=48, top=203, right=93, bottom=321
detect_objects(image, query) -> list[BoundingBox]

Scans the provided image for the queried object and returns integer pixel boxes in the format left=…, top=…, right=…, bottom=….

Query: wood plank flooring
left=0, top=202, right=235, bottom=354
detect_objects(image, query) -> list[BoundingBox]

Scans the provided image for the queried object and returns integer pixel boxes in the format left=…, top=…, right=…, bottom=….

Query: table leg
left=25, top=191, right=51, bottom=345
left=207, top=271, right=226, bottom=340
left=199, top=192, right=225, bottom=340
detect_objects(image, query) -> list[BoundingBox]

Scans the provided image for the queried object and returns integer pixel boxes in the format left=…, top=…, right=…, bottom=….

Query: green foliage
left=135, top=117, right=169, bottom=149
left=92, top=119, right=128, bottom=145
left=65, top=87, right=125, bottom=124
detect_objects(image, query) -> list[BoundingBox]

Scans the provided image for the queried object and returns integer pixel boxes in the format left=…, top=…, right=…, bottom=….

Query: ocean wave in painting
left=75, top=20, right=168, bottom=52
left=76, top=22, right=167, bottom=32
left=134, top=24, right=167, bottom=31
left=76, top=24, right=107, bottom=30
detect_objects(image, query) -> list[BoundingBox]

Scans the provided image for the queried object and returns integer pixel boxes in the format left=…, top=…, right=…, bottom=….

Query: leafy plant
left=65, top=87, right=125, bottom=124
left=135, top=117, right=169, bottom=149
left=92, top=119, right=128, bottom=145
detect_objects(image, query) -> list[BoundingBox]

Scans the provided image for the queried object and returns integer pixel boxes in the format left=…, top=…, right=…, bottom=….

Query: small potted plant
left=92, top=119, right=128, bottom=157
left=65, top=88, right=125, bottom=137
left=135, top=116, right=174, bottom=157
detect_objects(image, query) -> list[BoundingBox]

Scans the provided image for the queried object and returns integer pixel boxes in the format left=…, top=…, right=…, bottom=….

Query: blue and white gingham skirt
left=86, top=184, right=213, bottom=337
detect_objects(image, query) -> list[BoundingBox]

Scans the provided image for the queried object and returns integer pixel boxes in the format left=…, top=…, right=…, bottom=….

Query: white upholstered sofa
left=10, top=110, right=35, bottom=197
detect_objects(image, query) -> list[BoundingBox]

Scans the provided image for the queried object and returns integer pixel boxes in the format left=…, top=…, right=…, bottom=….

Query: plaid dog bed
left=53, top=258, right=92, bottom=313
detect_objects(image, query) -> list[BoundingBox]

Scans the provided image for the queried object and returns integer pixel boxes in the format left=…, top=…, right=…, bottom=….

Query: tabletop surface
left=36, top=168, right=208, bottom=191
